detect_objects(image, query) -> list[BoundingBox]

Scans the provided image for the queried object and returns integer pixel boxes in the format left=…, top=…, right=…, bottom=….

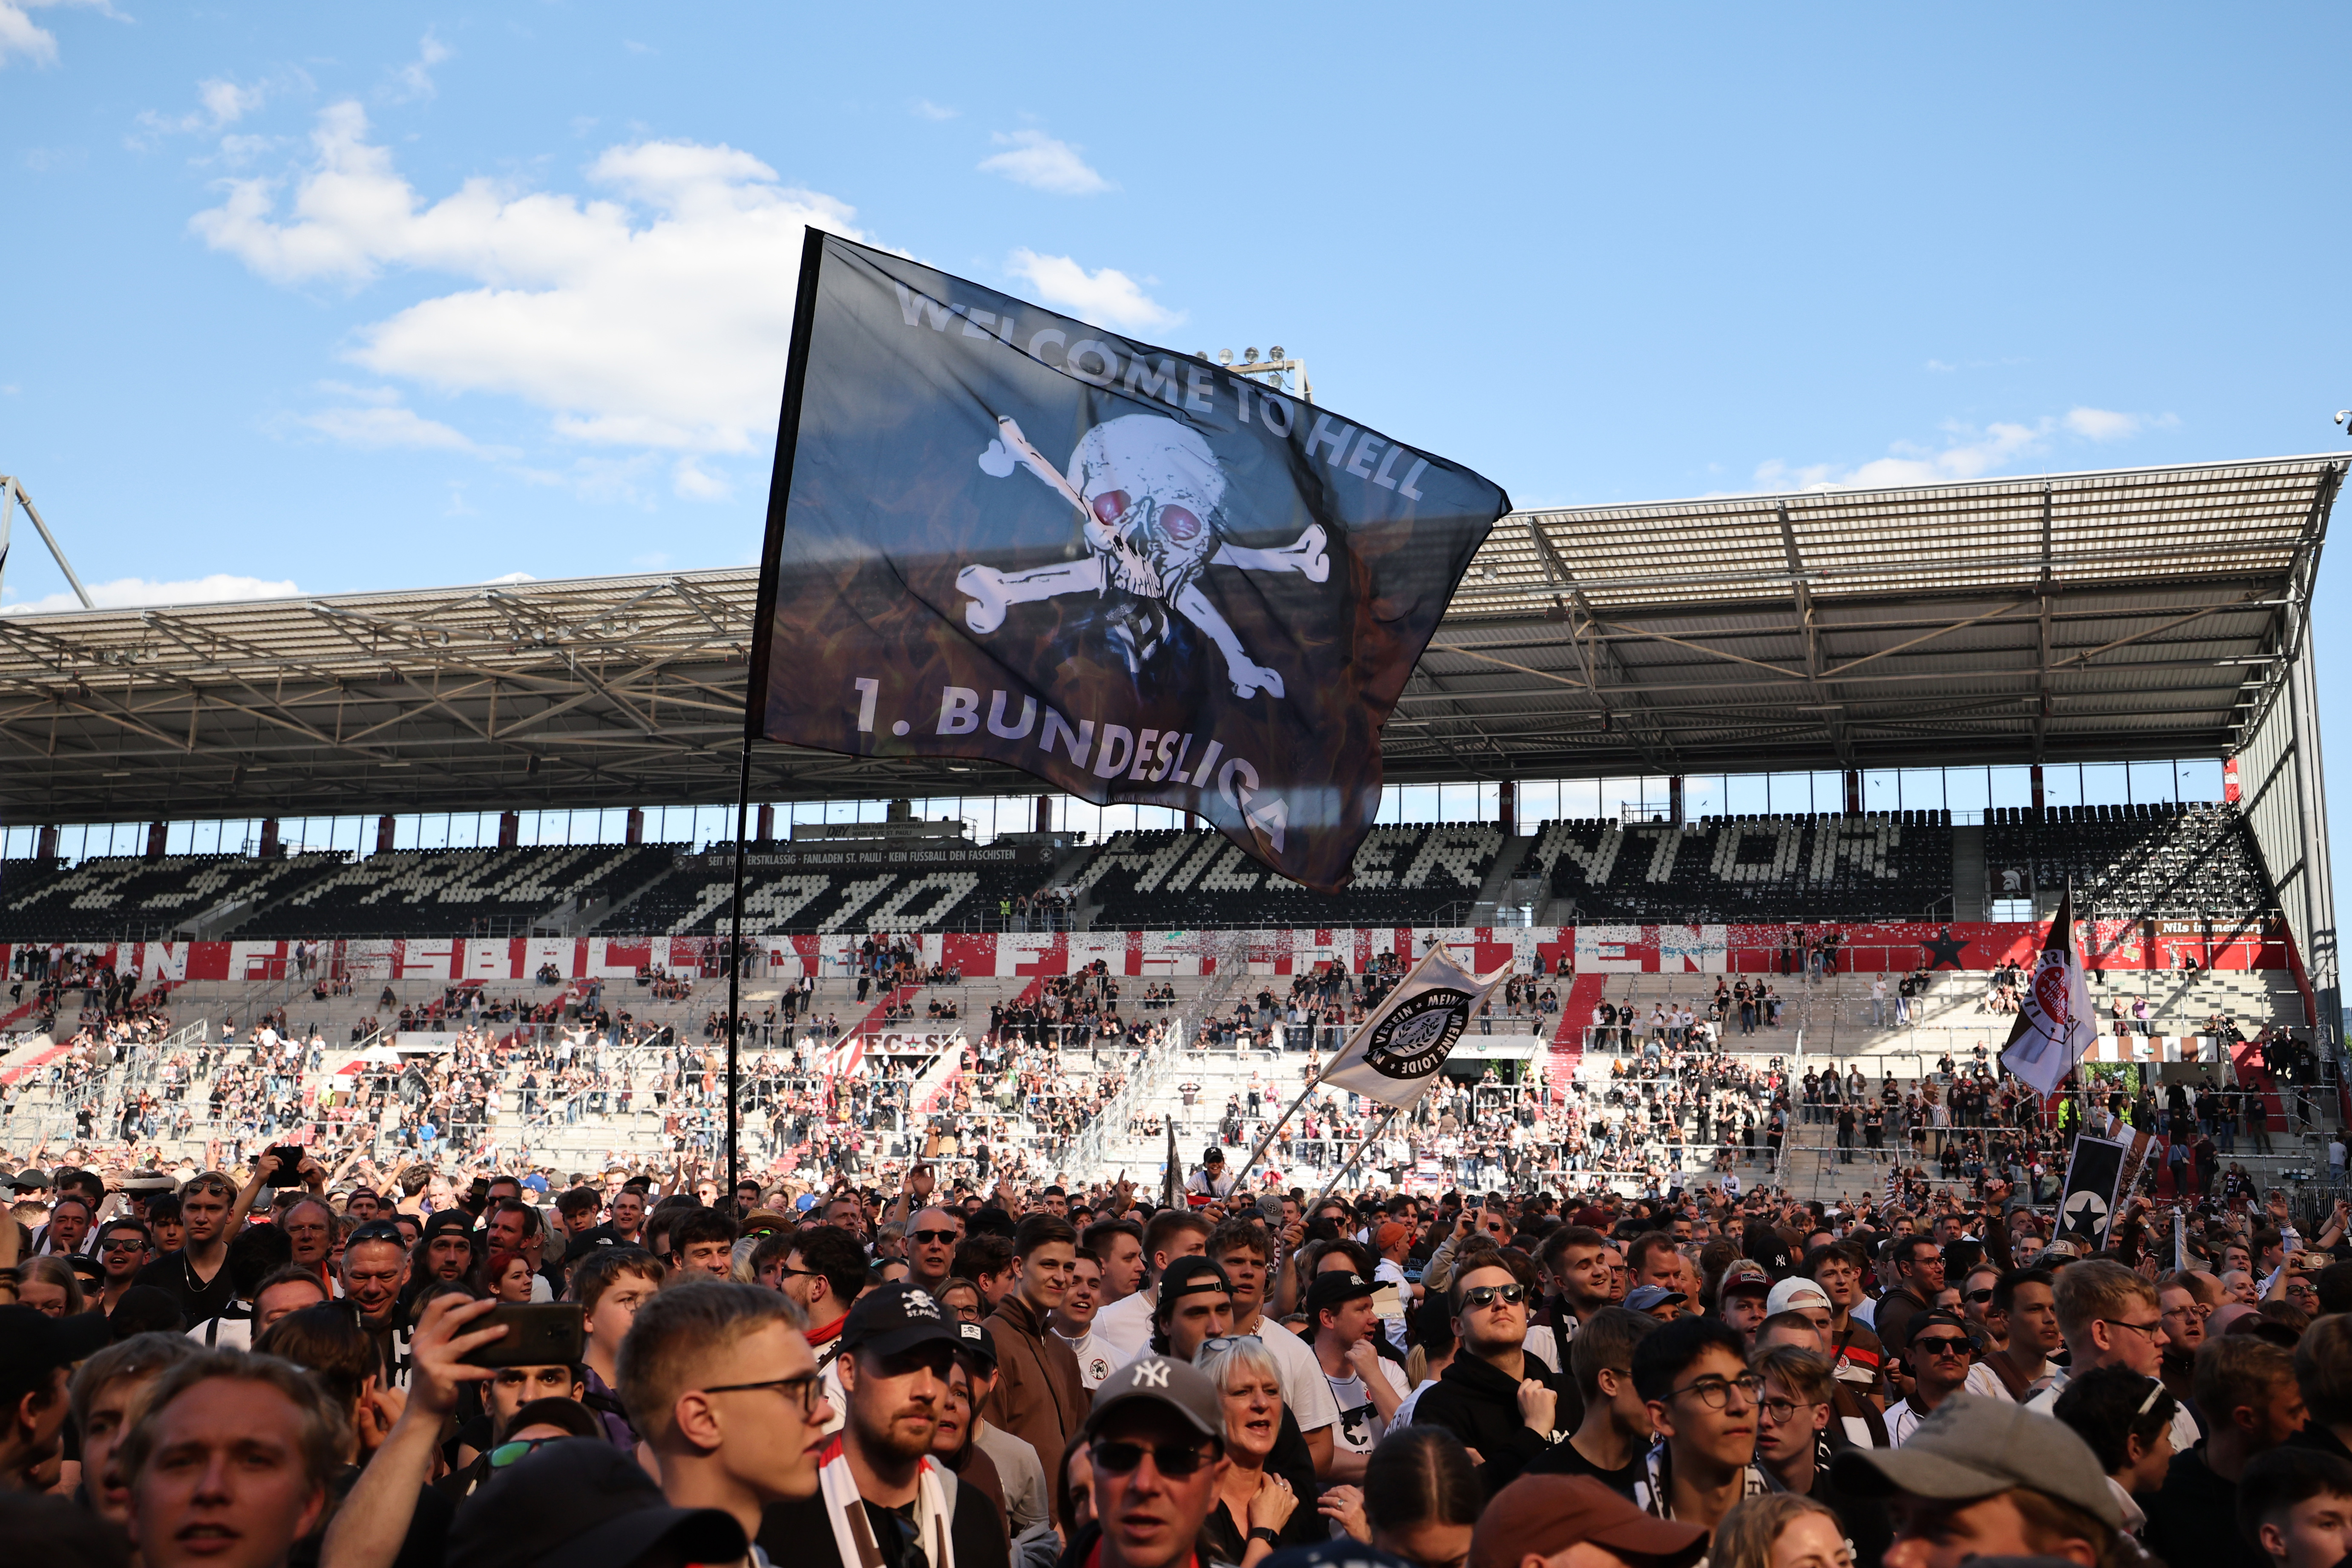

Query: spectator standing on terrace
left=1525, top=1305, right=1658, bottom=1496
left=134, top=1168, right=263, bottom=1328
left=981, top=1213, right=1086, bottom=1481
left=1094, top=1209, right=1211, bottom=1363
left=1414, top=1258, right=1568, bottom=1496
left=622, top=1279, right=833, bottom=1559
left=756, top=1283, right=1011, bottom=1568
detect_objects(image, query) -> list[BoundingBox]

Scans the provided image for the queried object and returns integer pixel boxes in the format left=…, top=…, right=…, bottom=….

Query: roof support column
left=626, top=808, right=644, bottom=846
left=145, top=822, right=166, bottom=861
left=1500, top=780, right=1518, bottom=836
left=1844, top=770, right=1861, bottom=816
left=376, top=814, right=396, bottom=855
left=35, top=825, right=56, bottom=860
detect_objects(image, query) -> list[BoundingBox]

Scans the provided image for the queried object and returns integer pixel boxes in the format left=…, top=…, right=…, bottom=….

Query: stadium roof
left=0, top=452, right=2339, bottom=826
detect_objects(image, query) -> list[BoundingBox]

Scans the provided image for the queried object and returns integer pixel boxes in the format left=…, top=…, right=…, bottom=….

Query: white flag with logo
left=1319, top=944, right=1511, bottom=1110
left=2000, top=885, right=2100, bottom=1096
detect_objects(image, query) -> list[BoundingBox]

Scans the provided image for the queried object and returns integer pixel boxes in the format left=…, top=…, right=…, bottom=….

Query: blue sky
left=3, top=7, right=2351, bottom=908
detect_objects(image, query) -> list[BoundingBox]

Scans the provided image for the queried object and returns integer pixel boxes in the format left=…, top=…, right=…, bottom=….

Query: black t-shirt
left=1523, top=1437, right=1641, bottom=1497
left=135, top=1248, right=237, bottom=1325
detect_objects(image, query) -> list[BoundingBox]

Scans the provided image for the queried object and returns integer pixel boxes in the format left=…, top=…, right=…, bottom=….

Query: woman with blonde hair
left=1194, top=1336, right=1315, bottom=1564
left=1711, top=1493, right=1853, bottom=1568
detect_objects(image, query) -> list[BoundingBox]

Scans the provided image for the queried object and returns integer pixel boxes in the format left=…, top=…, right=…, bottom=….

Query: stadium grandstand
left=0, top=451, right=2343, bottom=1204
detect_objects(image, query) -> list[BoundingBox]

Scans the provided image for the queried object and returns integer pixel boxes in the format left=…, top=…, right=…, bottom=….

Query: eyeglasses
left=2136, top=1378, right=2170, bottom=1418
left=1090, top=1438, right=1215, bottom=1477
left=1759, top=1395, right=1815, bottom=1424
left=1671, top=1373, right=1764, bottom=1410
left=2100, top=1317, right=2165, bottom=1342
left=699, top=1372, right=826, bottom=1416
left=489, top=1436, right=565, bottom=1469
left=1912, top=1337, right=1972, bottom=1359
left=1460, top=1283, right=1527, bottom=1311
left=910, top=1229, right=960, bottom=1247
left=1963, top=1289, right=1995, bottom=1304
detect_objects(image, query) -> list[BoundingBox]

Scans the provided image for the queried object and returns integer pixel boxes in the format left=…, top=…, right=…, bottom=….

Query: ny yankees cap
left=1831, top=1394, right=2121, bottom=1530
left=1084, top=1354, right=1223, bottom=1443
left=838, top=1282, right=959, bottom=1360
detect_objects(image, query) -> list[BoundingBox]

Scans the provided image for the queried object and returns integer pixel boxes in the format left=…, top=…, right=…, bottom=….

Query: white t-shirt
left=1393, top=1377, right=1439, bottom=1427
left=1092, top=1289, right=1157, bottom=1362
left=1058, top=1328, right=1114, bottom=1390
left=1326, top=1355, right=1414, bottom=1457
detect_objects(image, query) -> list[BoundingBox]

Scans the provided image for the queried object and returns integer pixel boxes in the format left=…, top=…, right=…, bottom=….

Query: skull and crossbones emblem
left=956, top=413, right=1329, bottom=699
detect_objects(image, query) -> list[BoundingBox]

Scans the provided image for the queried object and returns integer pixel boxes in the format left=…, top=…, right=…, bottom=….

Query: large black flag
left=748, top=231, right=1509, bottom=892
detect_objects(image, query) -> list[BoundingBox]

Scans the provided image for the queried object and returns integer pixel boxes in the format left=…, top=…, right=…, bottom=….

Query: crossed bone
left=958, top=416, right=1329, bottom=700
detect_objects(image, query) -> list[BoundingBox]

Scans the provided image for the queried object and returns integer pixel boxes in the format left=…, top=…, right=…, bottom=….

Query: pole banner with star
left=2000, top=884, right=2100, bottom=1096
left=746, top=230, right=1511, bottom=893
left=2057, top=1133, right=2128, bottom=1249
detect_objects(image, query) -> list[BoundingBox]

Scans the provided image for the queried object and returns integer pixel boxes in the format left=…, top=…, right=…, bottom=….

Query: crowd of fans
left=13, top=1145, right=2352, bottom=1568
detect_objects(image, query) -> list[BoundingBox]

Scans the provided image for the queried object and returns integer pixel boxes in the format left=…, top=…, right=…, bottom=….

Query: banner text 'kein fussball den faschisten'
left=748, top=231, right=1510, bottom=892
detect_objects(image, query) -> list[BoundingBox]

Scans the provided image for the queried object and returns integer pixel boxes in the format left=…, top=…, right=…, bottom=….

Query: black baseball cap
left=423, top=1210, right=477, bottom=1239
left=1305, top=1270, right=1377, bottom=1320
left=446, top=1438, right=743, bottom=1568
left=0, top=1304, right=110, bottom=1383
left=838, top=1283, right=959, bottom=1359
left=954, top=1319, right=999, bottom=1374
left=1155, top=1256, right=1233, bottom=1317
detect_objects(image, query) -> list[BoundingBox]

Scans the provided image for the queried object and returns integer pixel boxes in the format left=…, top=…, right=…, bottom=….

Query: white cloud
left=1757, top=419, right=2052, bottom=491
left=1755, top=404, right=2182, bottom=492
left=2, top=573, right=303, bottom=616
left=912, top=99, right=958, bottom=121
left=979, top=129, right=1113, bottom=196
left=0, top=0, right=110, bottom=69
left=481, top=571, right=535, bottom=585
left=1005, top=248, right=1178, bottom=331
left=671, top=457, right=731, bottom=501
left=386, top=31, right=451, bottom=103
left=2063, top=406, right=2172, bottom=441
left=132, top=76, right=271, bottom=146
left=193, top=103, right=867, bottom=454
left=288, top=403, right=511, bottom=456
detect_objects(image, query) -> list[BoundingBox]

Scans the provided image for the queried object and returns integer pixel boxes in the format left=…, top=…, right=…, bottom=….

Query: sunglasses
left=1461, top=1283, right=1526, bottom=1310
left=1912, top=1338, right=1972, bottom=1358
left=910, top=1229, right=961, bottom=1247
left=1091, top=1438, right=1215, bottom=1477
left=1963, top=1289, right=1995, bottom=1303
left=99, top=1237, right=147, bottom=1252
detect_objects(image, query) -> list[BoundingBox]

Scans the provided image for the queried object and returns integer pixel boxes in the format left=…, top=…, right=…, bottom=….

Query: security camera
left=2337, top=410, right=2350, bottom=426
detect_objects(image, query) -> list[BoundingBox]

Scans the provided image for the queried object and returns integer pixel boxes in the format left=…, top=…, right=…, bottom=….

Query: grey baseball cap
left=1624, top=1285, right=1687, bottom=1312
left=1831, top=1394, right=2121, bottom=1530
left=1084, top=1354, right=1224, bottom=1443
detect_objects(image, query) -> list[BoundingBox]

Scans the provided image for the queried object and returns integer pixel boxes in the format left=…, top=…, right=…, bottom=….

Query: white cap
left=1765, top=1277, right=1832, bottom=1315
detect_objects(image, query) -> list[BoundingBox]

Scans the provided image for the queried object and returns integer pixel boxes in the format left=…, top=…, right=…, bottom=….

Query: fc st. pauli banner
left=749, top=232, right=1510, bottom=892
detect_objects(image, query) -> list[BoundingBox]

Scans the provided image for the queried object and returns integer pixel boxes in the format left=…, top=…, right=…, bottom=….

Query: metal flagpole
left=723, top=744, right=751, bottom=1210
left=1226, top=1073, right=1323, bottom=1191
left=1307, top=1105, right=1401, bottom=1211
left=1228, top=943, right=1453, bottom=1190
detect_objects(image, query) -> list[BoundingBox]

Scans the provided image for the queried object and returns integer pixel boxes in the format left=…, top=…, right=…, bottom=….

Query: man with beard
left=757, top=1283, right=1010, bottom=1568
left=338, top=1220, right=413, bottom=1388
left=415, top=1211, right=478, bottom=1293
